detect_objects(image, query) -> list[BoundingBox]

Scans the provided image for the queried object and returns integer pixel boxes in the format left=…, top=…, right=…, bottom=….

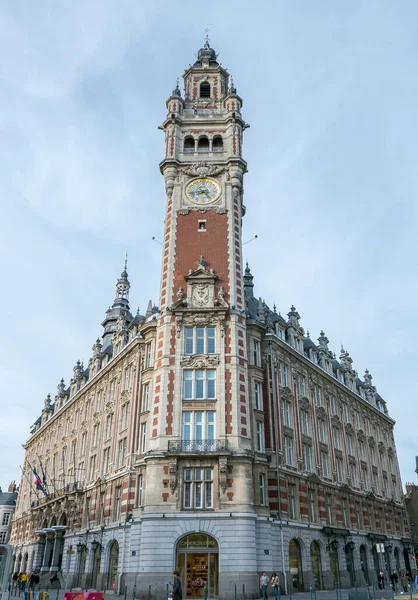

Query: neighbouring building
left=0, top=482, right=18, bottom=597
left=405, top=480, right=418, bottom=569
left=10, top=39, right=414, bottom=598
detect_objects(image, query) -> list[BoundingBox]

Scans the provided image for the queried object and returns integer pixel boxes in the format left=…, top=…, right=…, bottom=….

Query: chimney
left=8, top=480, right=16, bottom=493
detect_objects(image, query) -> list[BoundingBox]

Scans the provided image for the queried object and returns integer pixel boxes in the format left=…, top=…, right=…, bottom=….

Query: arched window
left=289, top=539, right=304, bottom=592
left=197, top=137, right=209, bottom=151
left=184, top=137, right=194, bottom=152
left=212, top=136, right=223, bottom=152
left=310, top=541, right=323, bottom=590
left=200, top=81, right=210, bottom=98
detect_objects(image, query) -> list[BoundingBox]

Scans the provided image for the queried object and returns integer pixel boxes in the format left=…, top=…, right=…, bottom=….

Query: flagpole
left=20, top=464, right=40, bottom=501
left=37, top=454, right=50, bottom=497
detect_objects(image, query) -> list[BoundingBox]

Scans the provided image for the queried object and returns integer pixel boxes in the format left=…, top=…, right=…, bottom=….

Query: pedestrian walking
left=260, top=572, right=269, bottom=600
left=400, top=572, right=408, bottom=593
left=390, top=570, right=398, bottom=592
left=270, top=572, right=280, bottom=599
left=378, top=571, right=385, bottom=590
left=171, top=570, right=182, bottom=600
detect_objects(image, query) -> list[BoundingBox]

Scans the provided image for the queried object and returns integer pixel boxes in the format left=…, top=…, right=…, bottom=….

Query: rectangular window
left=355, top=411, right=361, bottom=430
left=284, top=436, right=293, bottom=465
left=300, top=410, right=310, bottom=435
left=183, top=370, right=216, bottom=400
left=342, top=498, right=348, bottom=527
left=358, top=440, right=365, bottom=460
left=137, top=474, right=143, bottom=507
left=2, top=513, right=10, bottom=526
left=373, top=471, right=379, bottom=494
left=182, top=411, right=215, bottom=446
left=332, top=427, right=340, bottom=449
left=276, top=326, right=284, bottom=340
left=114, top=486, right=122, bottom=521
left=347, top=434, right=354, bottom=456
left=124, top=365, right=132, bottom=390
left=281, top=400, right=292, bottom=427
left=342, top=403, right=349, bottom=423
left=92, top=424, right=99, bottom=448
left=297, top=374, right=307, bottom=397
left=317, top=419, right=327, bottom=443
left=336, top=456, right=344, bottom=483
left=288, top=484, right=296, bottom=519
left=117, top=438, right=127, bottom=468
left=278, top=362, right=288, bottom=387
left=80, top=432, right=87, bottom=455
left=326, top=494, right=332, bottom=525
left=362, top=466, right=369, bottom=490
left=185, top=327, right=215, bottom=354
left=142, top=383, right=150, bottom=412
left=183, top=468, right=213, bottom=509
left=255, top=381, right=262, bottom=410
left=253, top=340, right=261, bottom=366
left=256, top=422, right=264, bottom=453
left=0, top=532, right=6, bottom=544
left=303, top=444, right=312, bottom=472
left=145, top=343, right=152, bottom=368
left=308, top=490, right=315, bottom=522
left=109, top=379, right=116, bottom=403
left=105, top=414, right=113, bottom=440
left=260, top=474, right=266, bottom=506
left=356, top=502, right=362, bottom=529
left=96, top=390, right=103, bottom=412
left=329, top=394, right=336, bottom=415
left=102, top=447, right=110, bottom=475
left=370, top=445, right=375, bottom=465
left=320, top=450, right=329, bottom=478
left=349, top=462, right=357, bottom=487
left=313, top=384, right=322, bottom=406
left=98, top=491, right=105, bottom=524
left=379, top=452, right=386, bottom=470
left=120, top=403, right=130, bottom=430
left=140, top=422, right=147, bottom=454
left=89, top=454, right=96, bottom=481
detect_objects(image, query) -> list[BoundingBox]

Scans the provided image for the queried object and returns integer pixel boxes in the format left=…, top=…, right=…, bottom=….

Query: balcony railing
left=168, top=439, right=229, bottom=453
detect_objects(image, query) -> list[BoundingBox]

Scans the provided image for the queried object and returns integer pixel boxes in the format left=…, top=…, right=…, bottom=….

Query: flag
left=33, top=468, right=46, bottom=495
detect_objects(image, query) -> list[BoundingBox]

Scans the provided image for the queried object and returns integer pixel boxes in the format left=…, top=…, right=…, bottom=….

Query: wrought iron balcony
left=168, top=439, right=229, bottom=453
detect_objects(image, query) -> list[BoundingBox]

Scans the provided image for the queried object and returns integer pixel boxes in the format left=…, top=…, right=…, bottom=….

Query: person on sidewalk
left=400, top=572, right=408, bottom=593
left=270, top=572, right=280, bottom=599
left=260, top=572, right=269, bottom=599
left=171, top=570, right=182, bottom=600
left=390, top=570, right=399, bottom=592
left=378, top=571, right=385, bottom=590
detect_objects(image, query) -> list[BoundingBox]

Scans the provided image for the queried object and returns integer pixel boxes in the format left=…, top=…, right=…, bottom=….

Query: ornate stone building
left=10, top=39, right=413, bottom=598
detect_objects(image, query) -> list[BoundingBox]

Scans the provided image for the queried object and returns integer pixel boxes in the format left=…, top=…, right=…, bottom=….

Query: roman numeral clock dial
left=185, top=177, right=221, bottom=205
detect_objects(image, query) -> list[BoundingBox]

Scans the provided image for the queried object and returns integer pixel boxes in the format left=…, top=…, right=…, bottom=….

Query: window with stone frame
left=278, top=361, right=289, bottom=387
left=254, top=381, right=263, bottom=410
left=142, top=383, right=150, bottom=412
left=361, top=466, right=369, bottom=490
left=341, top=498, right=348, bottom=527
left=117, top=437, right=127, bottom=468
left=114, top=486, right=122, bottom=521
left=308, top=489, right=316, bottom=522
left=185, top=327, right=215, bottom=355
left=0, top=532, right=6, bottom=544
left=300, top=409, right=310, bottom=435
left=320, top=450, right=329, bottom=477
left=102, top=447, right=111, bottom=475
left=183, top=369, right=216, bottom=400
left=88, top=454, right=96, bottom=481
left=297, top=374, right=307, bottom=397
left=123, top=364, right=132, bottom=390
left=92, top=424, right=99, bottom=448
left=253, top=340, right=261, bottom=366
left=317, top=418, right=327, bottom=443
left=120, top=402, right=130, bottom=430
left=332, top=427, right=341, bottom=449
left=349, top=461, right=357, bottom=487
left=2, top=512, right=10, bottom=526
left=303, top=443, right=312, bottom=472
left=284, top=435, right=294, bottom=466
left=105, top=413, right=113, bottom=440
left=183, top=468, right=213, bottom=509
left=256, top=421, right=264, bottom=453
left=281, top=399, right=292, bottom=427
left=313, top=384, right=322, bottom=406
left=182, top=411, right=215, bottom=447
left=259, top=473, right=266, bottom=506
left=288, top=483, right=296, bottom=519
left=326, top=493, right=333, bottom=524
left=346, top=434, right=354, bottom=456
left=140, top=422, right=147, bottom=454
left=145, top=343, right=152, bottom=369
left=136, top=474, right=143, bottom=507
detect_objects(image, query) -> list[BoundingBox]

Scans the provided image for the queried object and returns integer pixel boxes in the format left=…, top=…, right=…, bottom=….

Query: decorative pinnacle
left=204, top=25, right=211, bottom=45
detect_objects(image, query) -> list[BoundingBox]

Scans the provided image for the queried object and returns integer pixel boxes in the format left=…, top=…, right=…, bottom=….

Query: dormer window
left=199, top=81, right=210, bottom=98
left=197, top=136, right=209, bottom=151
left=184, top=136, right=194, bottom=152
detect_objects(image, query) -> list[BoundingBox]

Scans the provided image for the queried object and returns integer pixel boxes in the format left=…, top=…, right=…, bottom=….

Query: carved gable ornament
left=179, top=162, right=227, bottom=178
left=299, top=397, right=311, bottom=412
left=316, top=406, right=327, bottom=420
left=331, top=415, right=341, bottom=428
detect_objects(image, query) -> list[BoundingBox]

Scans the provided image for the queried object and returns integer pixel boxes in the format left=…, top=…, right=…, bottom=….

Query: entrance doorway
left=394, top=548, right=401, bottom=572
left=310, top=542, right=322, bottom=590
left=360, top=545, right=369, bottom=584
left=345, top=544, right=356, bottom=587
left=91, top=544, right=102, bottom=589
left=329, top=542, right=340, bottom=587
left=107, top=542, right=119, bottom=591
left=289, top=539, right=304, bottom=592
left=176, top=533, right=219, bottom=598
left=403, top=548, right=411, bottom=576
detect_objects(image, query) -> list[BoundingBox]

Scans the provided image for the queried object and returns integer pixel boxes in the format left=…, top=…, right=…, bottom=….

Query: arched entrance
left=289, top=539, right=304, bottom=592
left=76, top=546, right=87, bottom=587
left=329, top=542, right=340, bottom=587
left=360, top=545, right=369, bottom=584
left=91, top=544, right=102, bottom=589
left=176, top=533, right=218, bottom=598
left=403, top=548, right=411, bottom=576
left=394, top=548, right=401, bottom=572
left=345, top=543, right=356, bottom=587
left=372, top=546, right=380, bottom=579
left=22, top=553, right=28, bottom=572
left=310, top=541, right=323, bottom=590
left=107, top=542, right=119, bottom=591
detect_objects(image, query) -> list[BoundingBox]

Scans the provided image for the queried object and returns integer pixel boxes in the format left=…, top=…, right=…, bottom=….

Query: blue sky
left=1, top=1, right=417, bottom=490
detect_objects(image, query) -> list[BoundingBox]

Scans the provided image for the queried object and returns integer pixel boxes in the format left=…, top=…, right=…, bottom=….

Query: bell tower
left=142, top=38, right=256, bottom=557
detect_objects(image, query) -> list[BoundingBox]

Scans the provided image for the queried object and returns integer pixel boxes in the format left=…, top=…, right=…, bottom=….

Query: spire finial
left=204, top=25, right=211, bottom=46
left=125, top=252, right=128, bottom=271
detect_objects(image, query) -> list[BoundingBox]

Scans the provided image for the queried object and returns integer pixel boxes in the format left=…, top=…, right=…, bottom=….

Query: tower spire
left=101, top=258, right=132, bottom=348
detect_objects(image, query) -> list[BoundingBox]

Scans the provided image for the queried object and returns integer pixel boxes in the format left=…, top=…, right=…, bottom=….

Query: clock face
left=185, top=178, right=221, bottom=205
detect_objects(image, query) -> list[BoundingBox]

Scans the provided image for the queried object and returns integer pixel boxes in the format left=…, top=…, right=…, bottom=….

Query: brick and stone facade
left=9, top=39, right=414, bottom=598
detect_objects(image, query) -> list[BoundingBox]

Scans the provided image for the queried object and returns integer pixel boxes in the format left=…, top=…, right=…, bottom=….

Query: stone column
left=40, top=530, right=55, bottom=573
left=50, top=530, right=65, bottom=572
